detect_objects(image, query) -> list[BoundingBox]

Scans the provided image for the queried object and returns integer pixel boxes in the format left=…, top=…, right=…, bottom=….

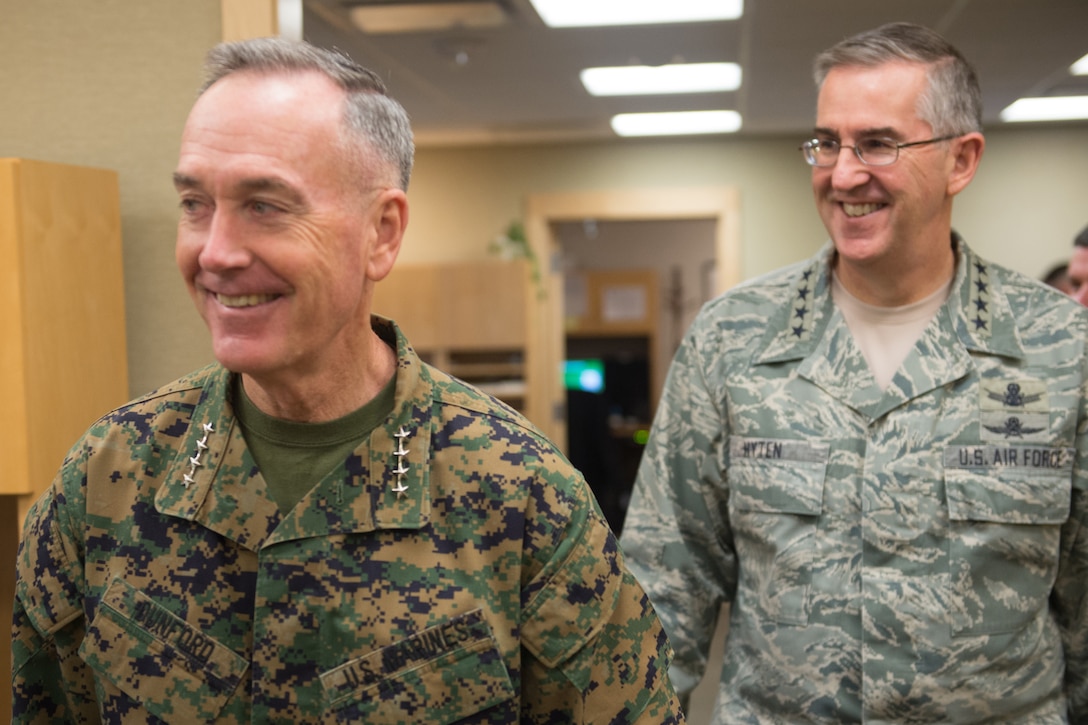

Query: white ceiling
left=301, top=0, right=1088, bottom=147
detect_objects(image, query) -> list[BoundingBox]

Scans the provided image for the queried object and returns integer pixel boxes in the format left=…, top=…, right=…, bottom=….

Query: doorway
left=555, top=218, right=717, bottom=531
left=522, top=187, right=741, bottom=530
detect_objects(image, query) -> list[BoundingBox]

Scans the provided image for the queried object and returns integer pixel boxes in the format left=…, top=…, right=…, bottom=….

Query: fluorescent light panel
left=529, top=0, right=742, bottom=27
left=611, top=110, right=741, bottom=137
left=349, top=3, right=505, bottom=34
left=1000, top=96, right=1088, bottom=122
left=581, top=62, right=741, bottom=96
left=1073, top=53, right=1088, bottom=76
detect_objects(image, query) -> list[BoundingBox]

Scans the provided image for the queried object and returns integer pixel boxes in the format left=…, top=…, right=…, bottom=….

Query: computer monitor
left=563, top=358, right=605, bottom=393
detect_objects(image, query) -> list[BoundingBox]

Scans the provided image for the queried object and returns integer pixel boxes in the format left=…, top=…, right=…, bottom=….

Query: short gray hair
left=200, top=37, right=414, bottom=190
left=1075, top=224, right=1088, bottom=249
left=813, top=22, right=983, bottom=136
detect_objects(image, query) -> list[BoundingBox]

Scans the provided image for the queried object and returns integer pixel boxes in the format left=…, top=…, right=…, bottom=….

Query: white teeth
left=843, top=202, right=883, bottom=217
left=216, top=293, right=276, bottom=308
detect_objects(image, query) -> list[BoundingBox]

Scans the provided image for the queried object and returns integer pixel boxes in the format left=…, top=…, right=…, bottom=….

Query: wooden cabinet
left=0, top=158, right=129, bottom=717
left=373, top=259, right=547, bottom=425
left=0, top=158, right=130, bottom=507
left=564, top=268, right=659, bottom=338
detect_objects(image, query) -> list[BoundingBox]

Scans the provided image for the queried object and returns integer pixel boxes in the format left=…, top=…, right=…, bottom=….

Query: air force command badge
left=980, top=379, right=1049, bottom=443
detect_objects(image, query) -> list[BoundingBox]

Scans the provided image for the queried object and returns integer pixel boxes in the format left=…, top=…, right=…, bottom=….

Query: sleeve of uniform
left=1055, top=336, right=1088, bottom=720
left=518, top=461, right=684, bottom=723
left=12, top=462, right=98, bottom=722
left=619, top=318, right=737, bottom=699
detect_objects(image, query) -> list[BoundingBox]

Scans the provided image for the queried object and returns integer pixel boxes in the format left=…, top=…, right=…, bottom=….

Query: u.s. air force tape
left=944, top=445, right=1073, bottom=472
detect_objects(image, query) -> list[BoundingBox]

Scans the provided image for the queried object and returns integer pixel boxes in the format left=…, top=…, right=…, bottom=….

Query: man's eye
left=815, top=139, right=840, bottom=152
left=179, top=198, right=203, bottom=214
left=859, top=138, right=896, bottom=153
left=250, top=200, right=280, bottom=215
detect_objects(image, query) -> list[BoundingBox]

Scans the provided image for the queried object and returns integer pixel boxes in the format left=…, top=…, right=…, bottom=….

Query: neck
left=240, top=329, right=396, bottom=422
left=835, top=238, right=956, bottom=307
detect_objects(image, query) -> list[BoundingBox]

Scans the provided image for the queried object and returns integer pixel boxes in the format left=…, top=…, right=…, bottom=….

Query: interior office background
left=3, top=1, right=1087, bottom=720
left=4, top=1, right=1087, bottom=402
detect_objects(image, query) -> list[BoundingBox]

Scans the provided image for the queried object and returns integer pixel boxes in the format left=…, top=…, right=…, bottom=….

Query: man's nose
left=198, top=212, right=251, bottom=271
left=829, top=145, right=872, bottom=189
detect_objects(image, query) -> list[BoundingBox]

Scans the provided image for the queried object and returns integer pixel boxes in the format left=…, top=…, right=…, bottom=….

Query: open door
left=524, top=187, right=741, bottom=452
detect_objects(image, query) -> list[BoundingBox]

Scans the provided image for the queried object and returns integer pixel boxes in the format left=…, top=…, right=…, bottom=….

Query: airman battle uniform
left=14, top=318, right=683, bottom=724
left=620, top=238, right=1088, bottom=723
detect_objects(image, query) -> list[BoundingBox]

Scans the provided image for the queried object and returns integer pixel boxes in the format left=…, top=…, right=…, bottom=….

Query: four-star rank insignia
left=180, top=422, right=214, bottom=489
left=390, top=426, right=412, bottom=498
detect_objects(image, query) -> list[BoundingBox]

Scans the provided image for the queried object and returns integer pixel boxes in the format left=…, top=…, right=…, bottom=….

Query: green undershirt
left=233, top=374, right=397, bottom=515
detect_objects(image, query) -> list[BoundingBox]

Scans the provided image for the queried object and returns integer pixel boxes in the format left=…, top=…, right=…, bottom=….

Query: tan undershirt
left=832, top=274, right=952, bottom=391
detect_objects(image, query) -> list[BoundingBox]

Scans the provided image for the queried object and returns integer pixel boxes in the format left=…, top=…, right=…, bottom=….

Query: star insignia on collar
left=391, top=426, right=413, bottom=498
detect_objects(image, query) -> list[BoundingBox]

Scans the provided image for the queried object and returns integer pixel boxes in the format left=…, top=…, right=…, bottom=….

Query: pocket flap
left=320, top=609, right=513, bottom=723
left=79, top=578, right=247, bottom=721
left=728, top=437, right=828, bottom=515
left=944, top=445, right=1073, bottom=524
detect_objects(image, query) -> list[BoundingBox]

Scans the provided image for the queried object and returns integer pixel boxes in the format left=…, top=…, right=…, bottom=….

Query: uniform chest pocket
left=943, top=445, right=1073, bottom=637
left=320, top=609, right=514, bottom=724
left=727, top=437, right=829, bottom=625
left=79, top=578, right=248, bottom=721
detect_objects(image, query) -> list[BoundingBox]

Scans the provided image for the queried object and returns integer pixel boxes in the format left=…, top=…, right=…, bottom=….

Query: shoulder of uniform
left=699, top=255, right=819, bottom=320
left=985, top=260, right=1088, bottom=316
left=424, top=362, right=536, bottom=427
left=127, top=363, right=221, bottom=404
left=84, top=363, right=223, bottom=437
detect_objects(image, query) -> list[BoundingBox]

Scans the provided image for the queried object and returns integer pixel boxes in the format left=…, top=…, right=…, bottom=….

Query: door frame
left=523, top=187, right=741, bottom=450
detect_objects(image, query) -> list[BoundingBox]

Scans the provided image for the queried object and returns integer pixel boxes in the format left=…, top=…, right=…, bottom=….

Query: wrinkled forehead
left=815, top=61, right=931, bottom=135
left=176, top=73, right=369, bottom=195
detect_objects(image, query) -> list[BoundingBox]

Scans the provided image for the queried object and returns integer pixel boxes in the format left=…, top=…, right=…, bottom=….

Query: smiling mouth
left=843, top=202, right=886, bottom=217
left=216, top=293, right=280, bottom=308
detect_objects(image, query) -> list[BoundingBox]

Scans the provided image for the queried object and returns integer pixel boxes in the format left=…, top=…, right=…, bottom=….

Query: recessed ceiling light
left=1000, top=96, right=1088, bottom=122
left=611, top=110, right=742, bottom=137
left=581, top=63, right=742, bottom=96
left=349, top=3, right=506, bottom=34
left=1072, top=53, right=1088, bottom=76
left=529, top=0, right=742, bottom=28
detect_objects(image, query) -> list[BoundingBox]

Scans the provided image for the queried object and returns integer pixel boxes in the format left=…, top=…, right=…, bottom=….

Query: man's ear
left=366, top=189, right=409, bottom=282
left=947, top=132, right=985, bottom=197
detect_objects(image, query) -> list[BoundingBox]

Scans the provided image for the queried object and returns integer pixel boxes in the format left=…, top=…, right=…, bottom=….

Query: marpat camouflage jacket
left=13, top=318, right=683, bottom=724
left=620, top=239, right=1088, bottom=723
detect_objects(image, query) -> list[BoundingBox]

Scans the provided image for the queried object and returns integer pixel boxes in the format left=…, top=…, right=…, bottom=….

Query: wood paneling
left=0, top=159, right=129, bottom=718
left=0, top=158, right=129, bottom=502
left=373, top=259, right=538, bottom=419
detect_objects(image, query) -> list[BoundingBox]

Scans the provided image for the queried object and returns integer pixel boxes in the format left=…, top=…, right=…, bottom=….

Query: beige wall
left=405, top=127, right=1088, bottom=285
left=0, top=0, right=221, bottom=398
left=956, top=125, right=1088, bottom=276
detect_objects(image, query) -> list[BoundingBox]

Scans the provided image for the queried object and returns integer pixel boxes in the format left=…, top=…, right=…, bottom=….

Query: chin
left=831, top=228, right=888, bottom=258
left=210, top=340, right=278, bottom=376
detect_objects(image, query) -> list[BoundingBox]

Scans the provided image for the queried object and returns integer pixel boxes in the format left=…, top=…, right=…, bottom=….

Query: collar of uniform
left=154, top=365, right=281, bottom=552
left=261, top=407, right=433, bottom=548
left=259, top=317, right=434, bottom=546
left=948, top=237, right=1025, bottom=360
left=369, top=317, right=433, bottom=529
left=155, top=320, right=439, bottom=546
left=755, top=244, right=834, bottom=365
left=755, top=236, right=1026, bottom=365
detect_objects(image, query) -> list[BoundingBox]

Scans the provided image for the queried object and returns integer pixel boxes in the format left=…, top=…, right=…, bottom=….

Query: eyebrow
left=172, top=173, right=306, bottom=206
left=172, top=172, right=201, bottom=191
left=813, top=126, right=900, bottom=139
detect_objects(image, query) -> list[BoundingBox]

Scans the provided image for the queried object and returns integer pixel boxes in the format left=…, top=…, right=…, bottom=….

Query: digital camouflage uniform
left=13, top=318, right=683, bottom=724
left=620, top=238, right=1088, bottom=723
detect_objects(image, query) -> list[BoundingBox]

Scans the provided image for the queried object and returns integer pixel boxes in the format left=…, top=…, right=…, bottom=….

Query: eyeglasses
left=799, top=134, right=961, bottom=167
